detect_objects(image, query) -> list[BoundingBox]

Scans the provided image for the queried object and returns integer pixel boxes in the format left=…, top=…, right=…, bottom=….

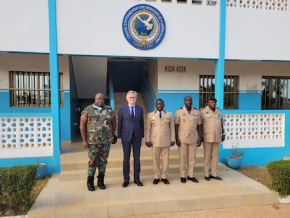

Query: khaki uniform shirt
left=145, top=110, right=175, bottom=147
left=200, top=106, right=224, bottom=143
left=174, top=106, right=201, bottom=144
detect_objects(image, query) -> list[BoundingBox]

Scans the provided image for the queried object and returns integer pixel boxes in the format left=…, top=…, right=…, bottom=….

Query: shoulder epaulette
left=193, top=107, right=197, bottom=110
left=178, top=107, right=183, bottom=110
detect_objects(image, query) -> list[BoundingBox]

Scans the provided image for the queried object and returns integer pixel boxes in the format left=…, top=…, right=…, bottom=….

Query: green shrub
left=267, top=160, right=290, bottom=197
left=0, top=165, right=37, bottom=212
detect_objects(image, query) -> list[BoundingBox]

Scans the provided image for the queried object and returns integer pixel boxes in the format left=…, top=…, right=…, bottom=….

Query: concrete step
left=61, top=155, right=210, bottom=171
left=60, top=146, right=204, bottom=162
left=58, top=163, right=227, bottom=182
left=28, top=170, right=279, bottom=218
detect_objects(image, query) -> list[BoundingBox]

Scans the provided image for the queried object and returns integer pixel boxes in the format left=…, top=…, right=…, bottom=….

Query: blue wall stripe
left=141, top=72, right=157, bottom=113
left=238, top=93, right=261, bottom=110
left=223, top=109, right=288, bottom=114
left=215, top=0, right=226, bottom=110
left=108, top=73, right=114, bottom=110
left=0, top=113, right=52, bottom=117
left=157, top=93, right=199, bottom=115
left=48, top=0, right=61, bottom=173
left=158, top=90, right=199, bottom=91
left=1, top=157, right=55, bottom=175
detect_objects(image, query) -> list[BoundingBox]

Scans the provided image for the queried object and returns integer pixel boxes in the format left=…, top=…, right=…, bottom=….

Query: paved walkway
left=28, top=142, right=279, bottom=218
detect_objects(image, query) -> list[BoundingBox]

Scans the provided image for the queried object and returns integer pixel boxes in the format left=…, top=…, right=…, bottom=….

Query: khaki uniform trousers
left=178, top=143, right=198, bottom=178
left=203, top=142, right=220, bottom=177
left=152, top=146, right=170, bottom=179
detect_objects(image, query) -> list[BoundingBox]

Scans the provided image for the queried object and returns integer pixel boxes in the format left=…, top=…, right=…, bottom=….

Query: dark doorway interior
left=108, top=59, right=146, bottom=92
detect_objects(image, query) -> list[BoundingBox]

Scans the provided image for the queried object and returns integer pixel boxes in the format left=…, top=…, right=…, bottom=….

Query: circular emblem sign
left=123, top=4, right=166, bottom=50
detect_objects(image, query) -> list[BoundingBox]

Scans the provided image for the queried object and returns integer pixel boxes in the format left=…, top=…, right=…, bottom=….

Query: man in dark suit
left=118, top=90, right=144, bottom=187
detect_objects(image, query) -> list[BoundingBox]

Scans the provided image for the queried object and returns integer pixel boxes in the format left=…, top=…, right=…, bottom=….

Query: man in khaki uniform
left=146, top=99, right=175, bottom=185
left=175, top=96, right=202, bottom=183
left=200, top=96, right=225, bottom=181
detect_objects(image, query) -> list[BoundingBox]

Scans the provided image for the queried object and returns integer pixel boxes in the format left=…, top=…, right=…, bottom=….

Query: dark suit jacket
left=118, top=104, right=144, bottom=142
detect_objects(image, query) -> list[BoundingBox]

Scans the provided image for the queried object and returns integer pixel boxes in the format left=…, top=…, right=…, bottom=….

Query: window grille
left=9, top=71, right=64, bottom=107
left=262, top=76, right=290, bottom=110
left=199, top=75, right=239, bottom=109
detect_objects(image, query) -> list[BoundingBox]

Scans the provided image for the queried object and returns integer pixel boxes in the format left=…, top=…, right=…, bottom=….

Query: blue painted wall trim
left=238, top=93, right=261, bottom=110
left=158, top=92, right=199, bottom=115
left=108, top=73, right=115, bottom=110
left=60, top=93, right=71, bottom=140
left=141, top=72, right=157, bottom=113
left=215, top=0, right=227, bottom=110
left=69, top=56, right=80, bottom=139
left=48, top=0, right=61, bottom=173
left=0, top=157, right=55, bottom=175
left=219, top=110, right=290, bottom=166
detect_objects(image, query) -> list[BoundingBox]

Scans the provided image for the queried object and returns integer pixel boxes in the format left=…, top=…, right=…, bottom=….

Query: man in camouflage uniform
left=80, top=93, right=116, bottom=191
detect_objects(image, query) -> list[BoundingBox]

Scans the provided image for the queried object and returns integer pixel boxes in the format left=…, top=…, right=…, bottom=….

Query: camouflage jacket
left=81, top=104, right=115, bottom=144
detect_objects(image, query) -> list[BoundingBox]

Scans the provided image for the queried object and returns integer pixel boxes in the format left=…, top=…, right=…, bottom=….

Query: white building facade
left=0, top=0, right=289, bottom=173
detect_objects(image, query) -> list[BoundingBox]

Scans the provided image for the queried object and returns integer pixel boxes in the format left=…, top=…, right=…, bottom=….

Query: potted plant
left=35, top=159, right=47, bottom=180
left=226, top=147, right=245, bottom=169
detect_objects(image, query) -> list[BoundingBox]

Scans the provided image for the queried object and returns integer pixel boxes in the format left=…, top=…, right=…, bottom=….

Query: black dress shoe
left=205, top=176, right=210, bottom=181
left=187, top=176, right=199, bottom=183
left=134, top=180, right=143, bottom=186
left=161, top=179, right=170, bottom=184
left=153, top=179, right=160, bottom=184
left=122, top=181, right=129, bottom=188
left=181, top=177, right=186, bottom=183
left=210, top=175, right=223, bottom=180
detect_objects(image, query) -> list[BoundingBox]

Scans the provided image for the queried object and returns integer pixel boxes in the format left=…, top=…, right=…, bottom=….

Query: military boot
left=87, top=176, right=95, bottom=191
left=97, top=173, right=106, bottom=189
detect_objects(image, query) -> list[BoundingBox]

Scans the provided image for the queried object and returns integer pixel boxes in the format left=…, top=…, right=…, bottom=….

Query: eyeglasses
left=128, top=97, right=136, bottom=99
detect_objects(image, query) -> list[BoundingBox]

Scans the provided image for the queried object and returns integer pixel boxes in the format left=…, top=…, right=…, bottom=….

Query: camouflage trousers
left=88, top=143, right=111, bottom=177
